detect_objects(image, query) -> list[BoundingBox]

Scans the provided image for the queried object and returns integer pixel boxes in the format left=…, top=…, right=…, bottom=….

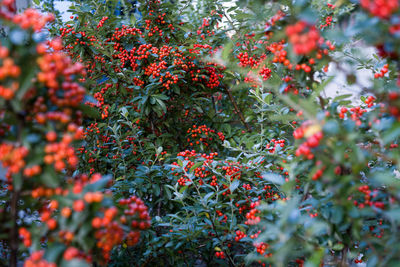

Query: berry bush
left=2, top=0, right=400, bottom=266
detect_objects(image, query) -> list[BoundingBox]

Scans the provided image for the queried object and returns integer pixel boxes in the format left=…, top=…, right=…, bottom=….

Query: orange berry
left=40, top=210, right=51, bottom=221
left=83, top=192, right=93, bottom=203
left=61, top=207, right=72, bottom=218
left=92, top=192, right=103, bottom=202
left=46, top=131, right=57, bottom=142
left=46, top=218, right=57, bottom=230
left=64, top=231, right=74, bottom=242
left=49, top=200, right=58, bottom=210
left=92, top=217, right=102, bottom=228
left=73, top=200, right=85, bottom=212
left=0, top=46, right=9, bottom=58
left=54, top=160, right=65, bottom=171
left=36, top=43, right=47, bottom=54
left=63, top=247, right=79, bottom=261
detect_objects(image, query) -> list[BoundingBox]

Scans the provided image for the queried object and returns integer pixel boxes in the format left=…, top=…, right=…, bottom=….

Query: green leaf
left=156, top=98, right=167, bottom=113
left=332, top=243, right=344, bottom=251
left=333, top=94, right=353, bottom=102
left=230, top=179, right=240, bottom=193
left=78, top=103, right=101, bottom=119
left=189, top=162, right=203, bottom=173
left=370, top=171, right=400, bottom=188
left=261, top=172, right=284, bottom=185
left=61, top=259, right=90, bottom=267
left=41, top=167, right=60, bottom=188
left=76, top=222, right=93, bottom=251
left=12, top=173, right=23, bottom=191
left=384, top=208, right=400, bottom=222
left=44, top=243, right=66, bottom=263
left=330, top=206, right=343, bottom=224
left=222, top=42, right=233, bottom=61
left=304, top=247, right=324, bottom=267
left=383, top=122, right=400, bottom=144
left=203, top=192, right=214, bottom=204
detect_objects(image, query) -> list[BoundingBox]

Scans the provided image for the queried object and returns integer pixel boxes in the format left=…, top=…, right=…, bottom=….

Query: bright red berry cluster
left=286, top=21, right=321, bottom=55
left=265, top=138, right=285, bottom=153
left=254, top=242, right=271, bottom=258
left=360, top=0, right=399, bottom=19
left=24, top=251, right=56, bottom=267
left=293, top=122, right=323, bottom=159
left=12, top=8, right=54, bottom=32
left=215, top=251, right=225, bottom=259
left=245, top=201, right=261, bottom=225
left=97, top=16, right=109, bottom=28
left=312, top=161, right=325, bottom=181
left=364, top=95, right=376, bottom=108
left=259, top=65, right=272, bottom=81
left=374, top=64, right=389, bottom=78
left=339, top=106, right=367, bottom=126
left=234, top=230, right=247, bottom=241
left=186, top=124, right=225, bottom=148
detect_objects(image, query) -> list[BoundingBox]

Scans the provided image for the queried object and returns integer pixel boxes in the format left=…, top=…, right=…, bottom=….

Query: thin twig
left=157, top=186, right=162, bottom=217
left=340, top=248, right=348, bottom=267
left=318, top=95, right=325, bottom=110
left=10, top=113, right=24, bottom=267
left=209, top=216, right=236, bottom=267
left=9, top=190, right=19, bottom=267
left=223, top=85, right=251, bottom=132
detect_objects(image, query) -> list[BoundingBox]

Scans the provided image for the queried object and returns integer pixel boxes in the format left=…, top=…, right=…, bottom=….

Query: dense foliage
left=2, top=0, right=400, bottom=266
left=0, top=2, right=150, bottom=266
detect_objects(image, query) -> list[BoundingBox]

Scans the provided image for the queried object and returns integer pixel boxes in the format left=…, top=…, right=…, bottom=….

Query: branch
left=10, top=113, right=25, bottom=267
left=157, top=186, right=163, bottom=217
left=339, top=246, right=348, bottom=267
left=223, top=86, right=251, bottom=132
left=318, top=95, right=325, bottom=110
left=9, top=190, right=19, bottom=267
left=209, top=216, right=236, bottom=267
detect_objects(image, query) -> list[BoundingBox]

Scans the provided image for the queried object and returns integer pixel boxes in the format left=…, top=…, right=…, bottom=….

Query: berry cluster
left=244, top=71, right=261, bottom=88
left=360, top=0, right=399, bottom=19
left=12, top=8, right=54, bottom=32
left=0, top=5, right=151, bottom=266
left=265, top=138, right=285, bottom=153
left=364, top=95, right=376, bottom=108
left=354, top=257, right=364, bottom=264
left=259, top=65, right=272, bottom=81
left=196, top=11, right=221, bottom=40
left=23, top=251, right=56, bottom=267
left=245, top=201, right=261, bottom=225
left=293, top=122, right=323, bottom=159
left=234, top=230, right=247, bottom=241
left=264, top=10, right=285, bottom=29
left=186, top=124, right=225, bottom=148
left=0, top=51, right=20, bottom=99
left=353, top=185, right=385, bottom=210
left=119, top=195, right=151, bottom=229
left=254, top=242, right=271, bottom=258
left=320, top=15, right=333, bottom=29
left=339, top=106, right=367, bottom=126
left=215, top=251, right=225, bottom=259
left=97, top=16, right=109, bottom=28
left=374, top=64, right=389, bottom=78
left=18, top=228, right=32, bottom=247
left=237, top=52, right=264, bottom=68
left=312, top=161, right=325, bottom=181
left=286, top=21, right=321, bottom=55
left=44, top=133, right=81, bottom=172
left=37, top=49, right=86, bottom=107
left=0, top=144, right=28, bottom=177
